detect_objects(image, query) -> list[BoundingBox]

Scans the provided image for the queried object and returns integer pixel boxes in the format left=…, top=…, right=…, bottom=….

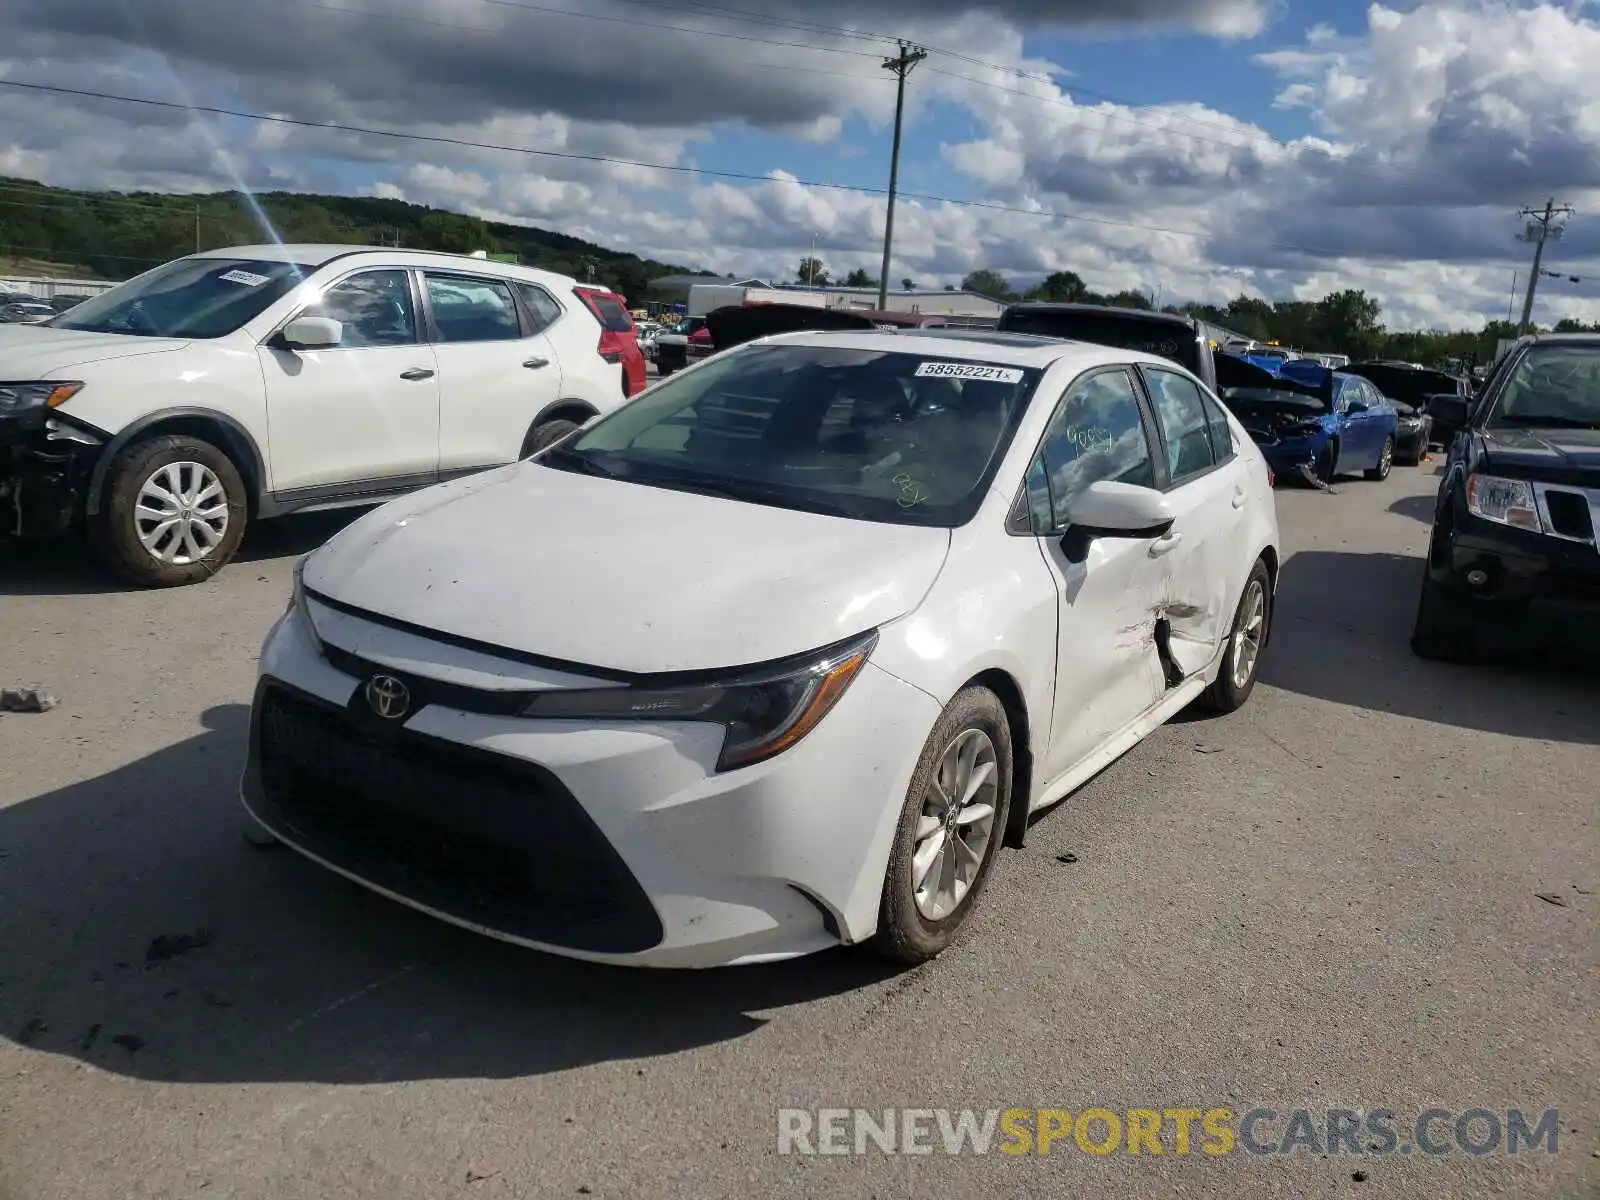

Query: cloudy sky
left=3, top=0, right=1600, bottom=329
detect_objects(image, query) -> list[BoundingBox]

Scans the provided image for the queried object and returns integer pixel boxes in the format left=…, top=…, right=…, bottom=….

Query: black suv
left=1411, top=332, right=1600, bottom=659
left=996, top=303, right=1227, bottom=391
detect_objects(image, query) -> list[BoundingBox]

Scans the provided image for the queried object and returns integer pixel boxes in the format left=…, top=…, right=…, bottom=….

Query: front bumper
left=0, top=410, right=105, bottom=540
left=1430, top=510, right=1600, bottom=612
left=1395, top=420, right=1430, bottom=457
left=242, top=604, right=942, bottom=968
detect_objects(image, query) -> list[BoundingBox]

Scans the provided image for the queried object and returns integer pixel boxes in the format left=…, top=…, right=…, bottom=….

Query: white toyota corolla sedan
left=243, top=329, right=1279, bottom=968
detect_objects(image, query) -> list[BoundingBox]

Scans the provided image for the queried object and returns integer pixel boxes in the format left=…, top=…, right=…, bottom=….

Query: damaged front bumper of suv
left=0, top=385, right=105, bottom=541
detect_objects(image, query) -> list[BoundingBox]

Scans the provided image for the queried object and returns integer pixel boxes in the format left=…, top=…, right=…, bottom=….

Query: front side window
left=424, top=274, right=522, bottom=343
left=544, top=343, right=1043, bottom=527
left=298, top=270, right=416, bottom=347
left=1031, top=369, right=1155, bottom=531
left=52, top=257, right=311, bottom=339
left=1144, top=367, right=1217, bottom=483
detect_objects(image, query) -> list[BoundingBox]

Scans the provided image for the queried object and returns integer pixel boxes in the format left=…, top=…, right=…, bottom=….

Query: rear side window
left=578, top=290, right=633, bottom=333
left=514, top=282, right=564, bottom=334
left=423, top=274, right=522, bottom=343
left=1199, top=390, right=1235, bottom=461
left=1143, top=368, right=1217, bottom=484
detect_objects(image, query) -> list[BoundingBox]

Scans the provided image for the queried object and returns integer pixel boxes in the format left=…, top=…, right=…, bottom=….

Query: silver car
left=0, top=301, right=56, bottom=325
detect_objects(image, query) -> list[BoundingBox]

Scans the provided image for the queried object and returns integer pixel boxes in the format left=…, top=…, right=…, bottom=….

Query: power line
left=0, top=77, right=1527, bottom=266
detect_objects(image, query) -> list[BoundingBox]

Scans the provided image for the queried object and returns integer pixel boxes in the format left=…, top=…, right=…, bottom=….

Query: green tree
left=901, top=278, right=915, bottom=291
left=796, top=257, right=829, bottom=286
left=1026, top=270, right=1091, bottom=303
left=843, top=267, right=876, bottom=288
left=1102, top=288, right=1153, bottom=311
left=961, top=269, right=1012, bottom=299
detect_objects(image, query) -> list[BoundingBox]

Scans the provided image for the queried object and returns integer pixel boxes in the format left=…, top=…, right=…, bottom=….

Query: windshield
left=1488, top=344, right=1600, bottom=429
left=998, top=310, right=1202, bottom=375
left=51, top=257, right=311, bottom=338
left=543, top=342, right=1043, bottom=527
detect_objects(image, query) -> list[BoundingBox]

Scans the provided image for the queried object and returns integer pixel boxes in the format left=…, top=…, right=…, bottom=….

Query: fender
left=84, top=407, right=268, bottom=516
left=533, top=397, right=600, bottom=427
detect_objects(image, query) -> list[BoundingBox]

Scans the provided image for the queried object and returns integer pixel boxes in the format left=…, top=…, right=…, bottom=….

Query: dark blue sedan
left=1221, top=365, right=1401, bottom=484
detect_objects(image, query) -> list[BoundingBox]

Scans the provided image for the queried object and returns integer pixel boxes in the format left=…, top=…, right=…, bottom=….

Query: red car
left=573, top=287, right=646, bottom=399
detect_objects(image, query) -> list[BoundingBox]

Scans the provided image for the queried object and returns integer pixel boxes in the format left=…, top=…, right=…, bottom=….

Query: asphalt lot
left=1, top=459, right=1595, bottom=1200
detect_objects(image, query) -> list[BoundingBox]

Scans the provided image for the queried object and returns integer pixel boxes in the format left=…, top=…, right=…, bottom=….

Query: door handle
left=1231, top=489, right=1247, bottom=509
left=523, top=357, right=550, bottom=369
left=1148, top=532, right=1183, bottom=557
left=399, top=367, right=435, bottom=381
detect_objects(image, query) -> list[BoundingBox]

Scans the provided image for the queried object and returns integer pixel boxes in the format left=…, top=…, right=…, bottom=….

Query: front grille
left=1543, top=489, right=1595, bottom=542
left=253, top=684, right=663, bottom=954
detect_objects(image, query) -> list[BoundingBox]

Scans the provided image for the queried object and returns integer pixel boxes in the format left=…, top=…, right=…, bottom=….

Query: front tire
left=876, top=687, right=1013, bottom=966
left=92, top=435, right=248, bottom=587
left=1200, top=558, right=1272, bottom=713
left=1410, top=573, right=1477, bottom=661
left=1365, top=436, right=1395, bottom=481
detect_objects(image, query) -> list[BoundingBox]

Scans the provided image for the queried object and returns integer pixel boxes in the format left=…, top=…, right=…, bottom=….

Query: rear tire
left=524, top=418, right=581, bottom=456
left=1365, top=436, right=1395, bottom=481
left=876, top=687, right=1013, bottom=966
left=91, top=435, right=248, bottom=588
left=1201, top=559, right=1272, bottom=714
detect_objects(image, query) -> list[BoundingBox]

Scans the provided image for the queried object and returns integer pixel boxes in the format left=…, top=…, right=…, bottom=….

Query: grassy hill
left=0, top=177, right=709, bottom=302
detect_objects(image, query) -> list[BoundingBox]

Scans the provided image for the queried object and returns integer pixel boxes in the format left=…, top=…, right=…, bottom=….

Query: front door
left=1139, top=366, right=1251, bottom=675
left=1029, top=367, right=1170, bottom=784
left=422, top=272, right=565, bottom=473
left=258, top=267, right=440, bottom=495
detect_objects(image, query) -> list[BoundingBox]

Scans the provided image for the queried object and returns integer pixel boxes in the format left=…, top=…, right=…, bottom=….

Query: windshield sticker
left=218, top=269, right=271, bottom=286
left=914, top=361, right=1024, bottom=384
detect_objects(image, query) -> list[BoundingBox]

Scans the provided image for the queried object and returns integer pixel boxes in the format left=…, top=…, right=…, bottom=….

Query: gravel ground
left=0, top=458, right=1595, bottom=1199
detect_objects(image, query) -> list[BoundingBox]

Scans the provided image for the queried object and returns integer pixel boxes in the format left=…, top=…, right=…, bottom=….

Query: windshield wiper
left=537, top=447, right=624, bottom=477
left=1496, top=414, right=1600, bottom=430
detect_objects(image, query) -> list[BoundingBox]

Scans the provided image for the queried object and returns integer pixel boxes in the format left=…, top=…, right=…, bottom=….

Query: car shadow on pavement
left=1386, top=494, right=1437, bottom=524
left=0, top=704, right=901, bottom=1086
left=1262, top=549, right=1600, bottom=744
left=0, top=511, right=368, bottom=597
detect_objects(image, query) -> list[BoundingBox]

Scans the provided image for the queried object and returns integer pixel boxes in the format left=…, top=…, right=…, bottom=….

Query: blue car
left=1220, top=365, right=1400, bottom=484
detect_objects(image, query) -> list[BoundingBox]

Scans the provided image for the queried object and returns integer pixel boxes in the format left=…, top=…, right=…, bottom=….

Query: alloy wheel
left=912, top=728, right=999, bottom=921
left=1231, top=578, right=1267, bottom=690
left=134, top=461, right=230, bottom=565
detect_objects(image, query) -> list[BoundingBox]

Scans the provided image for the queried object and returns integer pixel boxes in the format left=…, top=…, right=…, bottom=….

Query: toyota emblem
left=364, top=674, right=411, bottom=720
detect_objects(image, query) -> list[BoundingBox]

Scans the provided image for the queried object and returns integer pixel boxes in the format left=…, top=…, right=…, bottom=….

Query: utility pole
left=877, top=40, right=927, bottom=312
left=194, top=204, right=201, bottom=254
left=1515, top=199, right=1574, bottom=333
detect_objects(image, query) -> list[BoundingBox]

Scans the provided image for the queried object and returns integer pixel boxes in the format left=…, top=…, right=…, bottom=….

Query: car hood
left=1479, top=425, right=1600, bottom=485
left=1222, top=391, right=1328, bottom=421
left=1343, top=362, right=1462, bottom=405
left=305, top=462, right=953, bottom=675
left=0, top=324, right=190, bottom=374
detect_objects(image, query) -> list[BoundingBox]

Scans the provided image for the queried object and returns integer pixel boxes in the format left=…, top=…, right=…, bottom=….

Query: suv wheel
left=524, top=418, right=581, bottom=456
left=1410, top=574, right=1477, bottom=661
left=92, top=435, right=248, bottom=587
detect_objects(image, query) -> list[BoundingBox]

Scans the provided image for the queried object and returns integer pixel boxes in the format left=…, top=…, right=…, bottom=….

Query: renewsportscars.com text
left=776, top=1107, right=1561, bottom=1158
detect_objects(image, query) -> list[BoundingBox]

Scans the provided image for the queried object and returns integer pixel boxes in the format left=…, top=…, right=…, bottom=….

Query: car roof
left=189, top=244, right=581, bottom=288
left=751, top=328, right=1190, bottom=372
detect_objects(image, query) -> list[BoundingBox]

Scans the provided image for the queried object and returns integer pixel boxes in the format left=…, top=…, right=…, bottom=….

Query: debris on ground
left=17, top=1017, right=47, bottom=1044
left=0, top=685, right=59, bottom=714
left=465, top=1162, right=500, bottom=1183
left=1055, top=852, right=1079, bottom=864
left=145, top=928, right=216, bottom=965
left=110, top=1033, right=145, bottom=1053
left=1352, top=1170, right=1368, bottom=1183
left=1293, top=463, right=1338, bottom=493
left=202, top=989, right=237, bottom=1008
left=1193, top=744, right=1224, bottom=755
left=79, top=1024, right=101, bottom=1051
left=1534, top=892, right=1569, bottom=908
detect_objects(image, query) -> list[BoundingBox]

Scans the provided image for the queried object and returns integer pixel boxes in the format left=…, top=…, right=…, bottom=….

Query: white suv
left=0, top=245, right=633, bottom=586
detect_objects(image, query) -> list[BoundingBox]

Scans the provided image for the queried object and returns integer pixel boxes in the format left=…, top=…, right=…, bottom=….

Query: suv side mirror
left=280, top=316, right=343, bottom=350
left=1059, top=480, right=1176, bottom=564
left=1426, top=395, right=1469, bottom=426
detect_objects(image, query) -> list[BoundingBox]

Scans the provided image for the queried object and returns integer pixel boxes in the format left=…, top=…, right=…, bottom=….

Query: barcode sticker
left=218, top=269, right=270, bottom=286
left=914, top=361, right=1024, bottom=384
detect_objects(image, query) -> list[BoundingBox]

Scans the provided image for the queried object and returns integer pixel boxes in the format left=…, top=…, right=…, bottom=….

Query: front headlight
left=0, top=381, right=83, bottom=416
left=1466, top=474, right=1541, bottom=531
left=518, top=630, right=877, bottom=772
left=287, top=557, right=325, bottom=656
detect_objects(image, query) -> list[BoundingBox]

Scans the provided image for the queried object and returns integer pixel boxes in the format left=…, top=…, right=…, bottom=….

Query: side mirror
left=280, top=316, right=342, bottom=350
left=1426, top=395, right=1469, bottom=427
left=1059, top=480, right=1176, bottom=564
left=1345, top=400, right=1369, bottom=414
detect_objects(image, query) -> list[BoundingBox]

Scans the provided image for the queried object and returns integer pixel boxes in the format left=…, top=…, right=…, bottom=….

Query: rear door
left=1137, top=365, right=1250, bottom=676
left=423, top=271, right=565, bottom=474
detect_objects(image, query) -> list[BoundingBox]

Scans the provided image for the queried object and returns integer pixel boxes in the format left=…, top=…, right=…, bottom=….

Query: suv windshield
left=51, top=257, right=312, bottom=339
left=998, top=309, right=1202, bottom=376
left=1488, top=344, right=1600, bottom=430
left=543, top=342, right=1042, bottom=527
